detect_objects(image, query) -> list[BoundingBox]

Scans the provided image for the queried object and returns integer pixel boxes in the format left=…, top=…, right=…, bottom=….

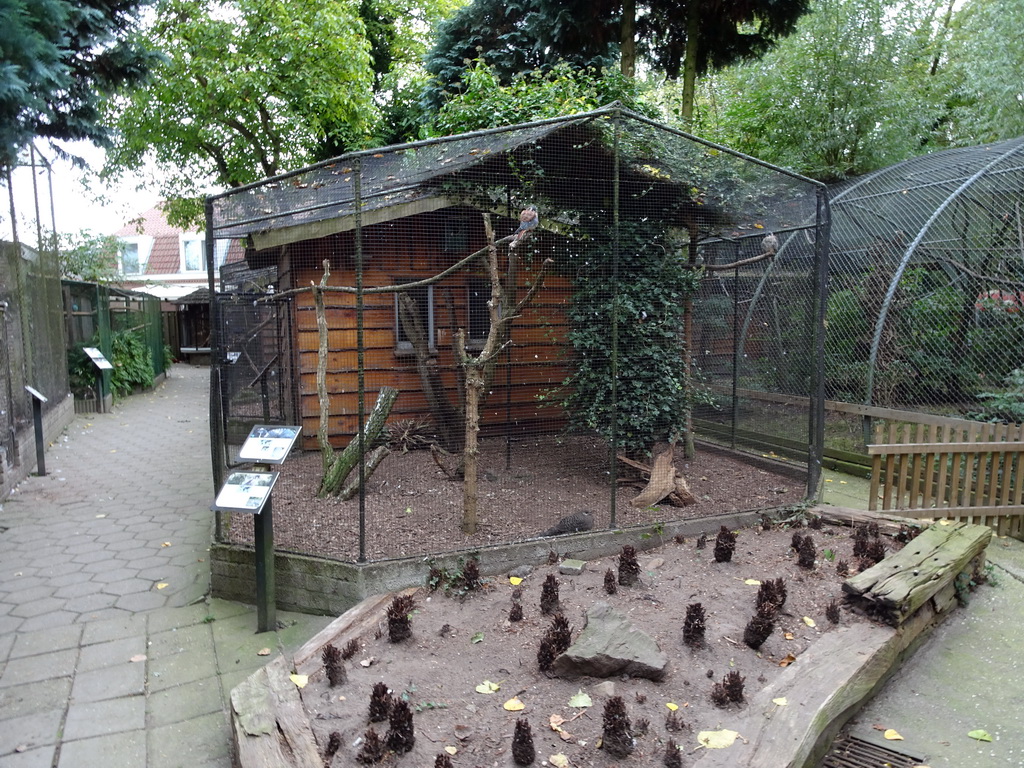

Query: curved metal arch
left=863, top=139, right=1024, bottom=406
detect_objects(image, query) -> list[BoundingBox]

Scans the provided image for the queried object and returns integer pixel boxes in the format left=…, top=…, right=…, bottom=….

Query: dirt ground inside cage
left=297, top=522, right=887, bottom=768
left=226, top=435, right=809, bottom=562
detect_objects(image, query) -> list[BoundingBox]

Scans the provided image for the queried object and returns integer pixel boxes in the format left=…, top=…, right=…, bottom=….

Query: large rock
left=551, top=601, right=668, bottom=681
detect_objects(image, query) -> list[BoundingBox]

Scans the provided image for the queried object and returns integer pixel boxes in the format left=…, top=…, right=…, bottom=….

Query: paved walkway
left=0, top=366, right=332, bottom=768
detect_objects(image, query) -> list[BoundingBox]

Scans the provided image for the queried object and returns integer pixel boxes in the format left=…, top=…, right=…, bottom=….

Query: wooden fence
left=869, top=420, right=1024, bottom=540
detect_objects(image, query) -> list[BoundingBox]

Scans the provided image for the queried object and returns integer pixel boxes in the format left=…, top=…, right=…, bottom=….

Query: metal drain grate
left=819, top=735, right=925, bottom=768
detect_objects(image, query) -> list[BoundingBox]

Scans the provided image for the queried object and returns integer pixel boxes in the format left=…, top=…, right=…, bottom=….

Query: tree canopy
left=101, top=0, right=377, bottom=225
left=0, top=0, right=156, bottom=167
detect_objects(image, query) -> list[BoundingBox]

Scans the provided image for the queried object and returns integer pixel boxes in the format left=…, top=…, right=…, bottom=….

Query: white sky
left=2, top=141, right=162, bottom=245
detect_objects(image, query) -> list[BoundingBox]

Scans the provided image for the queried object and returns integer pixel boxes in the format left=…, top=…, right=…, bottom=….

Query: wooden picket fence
left=868, top=420, right=1024, bottom=540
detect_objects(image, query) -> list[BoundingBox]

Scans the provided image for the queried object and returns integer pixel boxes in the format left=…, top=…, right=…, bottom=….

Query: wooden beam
left=842, top=522, right=992, bottom=626
left=869, top=441, right=1020, bottom=455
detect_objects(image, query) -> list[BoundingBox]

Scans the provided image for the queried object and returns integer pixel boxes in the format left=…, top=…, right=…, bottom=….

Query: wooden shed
left=210, top=113, right=731, bottom=450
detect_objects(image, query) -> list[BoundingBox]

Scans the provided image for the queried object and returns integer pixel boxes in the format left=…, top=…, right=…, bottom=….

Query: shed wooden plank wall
left=282, top=210, right=574, bottom=448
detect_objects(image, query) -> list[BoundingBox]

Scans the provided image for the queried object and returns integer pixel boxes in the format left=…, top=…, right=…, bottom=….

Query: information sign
left=238, top=425, right=301, bottom=464
left=83, top=347, right=114, bottom=370
left=213, top=470, right=280, bottom=514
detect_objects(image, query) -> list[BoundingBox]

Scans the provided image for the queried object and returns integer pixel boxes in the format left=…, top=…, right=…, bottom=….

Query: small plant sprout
left=368, top=682, right=392, bottom=723
left=826, top=598, right=841, bottom=624
left=604, top=567, right=617, bottom=594
left=386, top=594, right=416, bottom=643
left=321, top=643, right=346, bottom=687
left=664, top=738, right=683, bottom=768
left=355, top=728, right=387, bottom=764
left=618, top=545, right=641, bottom=586
left=341, top=638, right=360, bottom=660
left=743, top=605, right=775, bottom=650
left=683, top=602, right=707, bottom=648
left=714, top=526, right=737, bottom=563
left=385, top=699, right=415, bottom=754
left=798, top=534, right=816, bottom=569
left=540, top=573, right=560, bottom=614
left=511, top=717, right=536, bottom=765
left=537, top=614, right=572, bottom=672
left=601, top=695, right=634, bottom=758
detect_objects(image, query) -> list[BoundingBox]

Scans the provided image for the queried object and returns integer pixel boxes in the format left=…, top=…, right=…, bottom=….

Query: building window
left=467, top=278, right=491, bottom=348
left=119, top=236, right=154, bottom=275
left=394, top=281, right=434, bottom=352
left=181, top=235, right=230, bottom=273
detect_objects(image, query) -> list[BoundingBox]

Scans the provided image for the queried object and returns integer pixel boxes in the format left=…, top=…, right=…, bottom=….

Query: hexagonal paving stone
left=72, top=550, right=111, bottom=566
left=100, top=578, right=152, bottom=597
left=4, top=585, right=56, bottom=605
left=10, top=597, right=66, bottom=619
left=114, top=591, right=168, bottom=612
left=91, top=567, right=143, bottom=585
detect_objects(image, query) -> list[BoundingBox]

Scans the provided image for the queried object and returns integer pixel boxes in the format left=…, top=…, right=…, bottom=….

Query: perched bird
left=540, top=509, right=594, bottom=537
left=510, top=205, right=538, bottom=249
left=761, top=232, right=779, bottom=256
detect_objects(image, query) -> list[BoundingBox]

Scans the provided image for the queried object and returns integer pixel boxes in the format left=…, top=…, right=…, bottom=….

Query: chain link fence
left=208, top=106, right=828, bottom=563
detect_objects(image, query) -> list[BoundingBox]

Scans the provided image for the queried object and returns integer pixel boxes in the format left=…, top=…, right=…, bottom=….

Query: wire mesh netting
left=208, top=106, right=828, bottom=563
left=1, top=243, right=68, bottom=464
left=822, top=136, right=1024, bottom=454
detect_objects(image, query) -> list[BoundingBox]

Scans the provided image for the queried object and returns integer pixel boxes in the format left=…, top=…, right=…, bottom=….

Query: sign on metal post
left=25, top=386, right=47, bottom=476
left=213, top=425, right=300, bottom=633
left=82, top=347, right=113, bottom=413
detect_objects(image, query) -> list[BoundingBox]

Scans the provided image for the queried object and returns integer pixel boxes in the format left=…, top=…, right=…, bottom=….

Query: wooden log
left=318, top=386, right=398, bottom=497
left=630, top=443, right=678, bottom=508
left=231, top=658, right=322, bottom=768
left=842, top=521, right=992, bottom=626
left=693, top=598, right=945, bottom=768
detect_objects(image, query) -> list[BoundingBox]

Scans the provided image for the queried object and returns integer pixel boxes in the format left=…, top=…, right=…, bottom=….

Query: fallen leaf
left=568, top=690, right=592, bottom=708
left=471, top=632, right=484, bottom=644
left=558, top=730, right=574, bottom=742
left=359, top=657, right=376, bottom=667
left=549, top=714, right=566, bottom=730
left=155, top=583, right=168, bottom=590
left=884, top=729, right=903, bottom=740
left=772, top=697, right=788, bottom=706
left=743, top=578, right=761, bottom=585
left=509, top=576, right=523, bottom=586
left=161, top=542, right=172, bottom=547
left=474, top=680, right=500, bottom=694
left=666, top=702, right=679, bottom=711
left=968, top=729, right=993, bottom=742
left=444, top=746, right=458, bottom=755
left=95, top=514, right=106, bottom=518
left=503, top=697, right=525, bottom=711
left=290, top=674, right=308, bottom=688
left=698, top=729, right=740, bottom=749
left=939, top=519, right=952, bottom=526
left=802, top=616, right=816, bottom=627
left=129, top=654, right=147, bottom=663
left=784, top=632, right=795, bottom=640
left=257, top=648, right=271, bottom=656
left=779, top=653, right=797, bottom=667
left=549, top=755, right=570, bottom=768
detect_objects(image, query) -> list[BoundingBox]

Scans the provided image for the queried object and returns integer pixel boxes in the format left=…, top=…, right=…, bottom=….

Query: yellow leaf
left=290, top=674, right=308, bottom=688
left=503, top=697, right=526, bottom=711
left=155, top=583, right=168, bottom=590
left=509, top=576, right=523, bottom=585
left=549, top=755, right=570, bottom=768
left=803, top=616, right=816, bottom=627
left=772, top=697, right=788, bottom=706
left=743, top=579, right=761, bottom=585
left=549, top=714, right=566, bottom=730
left=475, top=680, right=500, bottom=694
left=161, top=542, right=172, bottom=547
left=444, top=746, right=458, bottom=755
left=257, top=648, right=271, bottom=656
left=568, top=690, right=592, bottom=708
left=884, top=729, right=904, bottom=740
left=779, top=653, right=797, bottom=667
left=939, top=519, right=952, bottom=525
left=784, top=632, right=795, bottom=640
left=698, top=729, right=740, bottom=749
left=666, top=702, right=679, bottom=711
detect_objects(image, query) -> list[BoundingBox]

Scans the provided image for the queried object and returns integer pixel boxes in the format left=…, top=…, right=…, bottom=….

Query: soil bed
left=228, top=436, right=807, bottom=562
left=300, top=523, right=885, bottom=767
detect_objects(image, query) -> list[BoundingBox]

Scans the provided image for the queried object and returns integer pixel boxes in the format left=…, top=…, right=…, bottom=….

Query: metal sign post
left=82, top=347, right=113, bottom=413
left=25, top=386, right=47, bottom=476
left=213, top=425, right=300, bottom=633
